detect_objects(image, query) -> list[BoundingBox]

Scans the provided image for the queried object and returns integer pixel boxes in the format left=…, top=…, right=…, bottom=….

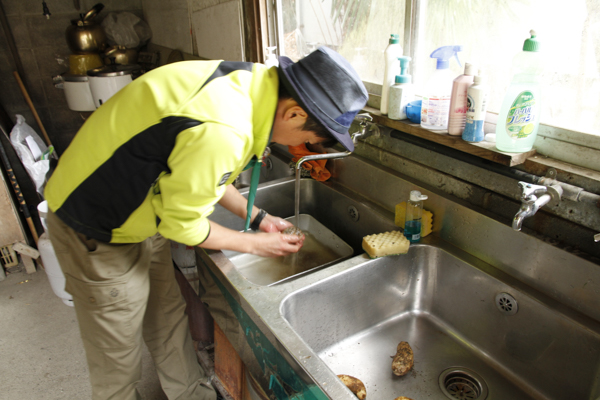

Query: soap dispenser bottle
left=404, top=190, right=428, bottom=243
left=421, top=45, right=463, bottom=132
left=388, top=56, right=414, bottom=120
left=264, top=46, right=279, bottom=68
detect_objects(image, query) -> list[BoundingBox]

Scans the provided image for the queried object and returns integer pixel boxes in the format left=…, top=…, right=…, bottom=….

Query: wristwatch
left=250, top=209, right=267, bottom=231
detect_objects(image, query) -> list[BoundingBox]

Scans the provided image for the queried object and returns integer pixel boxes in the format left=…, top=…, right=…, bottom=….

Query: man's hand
left=248, top=231, right=304, bottom=257
left=199, top=220, right=304, bottom=258
left=259, top=214, right=293, bottom=233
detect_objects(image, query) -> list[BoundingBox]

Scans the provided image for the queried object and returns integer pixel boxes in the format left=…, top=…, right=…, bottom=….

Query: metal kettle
left=65, top=3, right=107, bottom=54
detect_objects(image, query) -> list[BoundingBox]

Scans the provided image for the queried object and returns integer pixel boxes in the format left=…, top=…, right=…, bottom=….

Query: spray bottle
left=420, top=45, right=463, bottom=132
left=381, top=34, right=402, bottom=115
left=264, top=46, right=279, bottom=68
left=388, top=56, right=414, bottom=120
left=404, top=190, right=428, bottom=243
left=495, top=30, right=543, bottom=152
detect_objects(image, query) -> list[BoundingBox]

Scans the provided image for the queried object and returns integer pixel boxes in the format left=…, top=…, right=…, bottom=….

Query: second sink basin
left=280, top=244, right=600, bottom=400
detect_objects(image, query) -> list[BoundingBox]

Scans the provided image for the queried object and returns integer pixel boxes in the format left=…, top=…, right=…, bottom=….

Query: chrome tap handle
left=351, top=113, right=376, bottom=143
left=518, top=182, right=548, bottom=202
left=354, top=113, right=373, bottom=124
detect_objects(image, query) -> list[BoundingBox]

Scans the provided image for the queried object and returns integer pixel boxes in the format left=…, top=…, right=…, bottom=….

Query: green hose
left=244, top=159, right=262, bottom=231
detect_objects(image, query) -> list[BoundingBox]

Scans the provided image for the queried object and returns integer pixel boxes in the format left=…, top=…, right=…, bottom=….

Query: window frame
left=268, top=0, right=600, bottom=171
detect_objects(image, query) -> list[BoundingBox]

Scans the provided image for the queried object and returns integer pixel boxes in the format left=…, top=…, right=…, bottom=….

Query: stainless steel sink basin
left=280, top=244, right=600, bottom=400
left=201, top=153, right=600, bottom=400
left=222, top=214, right=353, bottom=286
left=211, top=178, right=397, bottom=284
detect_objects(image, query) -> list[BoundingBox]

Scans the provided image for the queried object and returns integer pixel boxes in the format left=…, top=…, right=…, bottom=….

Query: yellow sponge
left=362, top=231, right=410, bottom=259
left=394, top=202, right=433, bottom=237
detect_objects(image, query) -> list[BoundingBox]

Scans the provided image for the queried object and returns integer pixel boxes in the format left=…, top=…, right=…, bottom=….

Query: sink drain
left=495, top=292, right=518, bottom=316
left=347, top=205, right=360, bottom=222
left=439, top=367, right=488, bottom=400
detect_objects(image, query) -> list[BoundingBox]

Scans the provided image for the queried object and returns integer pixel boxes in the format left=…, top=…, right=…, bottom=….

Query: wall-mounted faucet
left=513, top=181, right=563, bottom=231
left=293, top=113, right=375, bottom=224
left=350, top=113, right=377, bottom=143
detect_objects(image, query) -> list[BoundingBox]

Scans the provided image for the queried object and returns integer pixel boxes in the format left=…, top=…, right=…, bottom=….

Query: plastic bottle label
left=505, top=91, right=536, bottom=139
left=422, top=95, right=450, bottom=126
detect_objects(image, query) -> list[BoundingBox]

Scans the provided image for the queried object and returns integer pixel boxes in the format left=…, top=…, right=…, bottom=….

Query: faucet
left=513, top=181, right=563, bottom=231
left=293, top=113, right=375, bottom=175
left=293, top=113, right=375, bottom=224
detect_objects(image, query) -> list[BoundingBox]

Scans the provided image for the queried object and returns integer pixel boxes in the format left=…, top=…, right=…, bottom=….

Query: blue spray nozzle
left=430, top=45, right=463, bottom=69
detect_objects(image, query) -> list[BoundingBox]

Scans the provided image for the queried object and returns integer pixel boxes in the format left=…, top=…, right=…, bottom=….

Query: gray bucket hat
left=278, top=47, right=368, bottom=151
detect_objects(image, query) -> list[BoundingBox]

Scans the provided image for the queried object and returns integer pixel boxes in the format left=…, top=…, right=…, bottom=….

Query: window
left=273, top=0, right=600, bottom=170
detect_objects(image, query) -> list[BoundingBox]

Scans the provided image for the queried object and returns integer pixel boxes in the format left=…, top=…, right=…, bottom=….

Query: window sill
left=363, top=106, right=600, bottom=190
left=364, top=106, right=536, bottom=167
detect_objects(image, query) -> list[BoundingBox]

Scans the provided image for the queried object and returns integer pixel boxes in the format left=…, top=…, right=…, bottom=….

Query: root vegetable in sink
left=337, top=375, right=366, bottom=399
left=282, top=225, right=303, bottom=238
left=392, top=341, right=414, bottom=376
left=394, top=397, right=414, bottom=400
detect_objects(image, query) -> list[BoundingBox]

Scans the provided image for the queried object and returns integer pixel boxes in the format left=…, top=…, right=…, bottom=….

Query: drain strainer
left=439, top=367, right=488, bottom=400
left=495, top=292, right=518, bottom=316
left=347, top=205, right=360, bottom=221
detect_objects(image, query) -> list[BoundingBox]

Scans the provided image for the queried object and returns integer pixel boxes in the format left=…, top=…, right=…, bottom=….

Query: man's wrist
left=250, top=209, right=267, bottom=231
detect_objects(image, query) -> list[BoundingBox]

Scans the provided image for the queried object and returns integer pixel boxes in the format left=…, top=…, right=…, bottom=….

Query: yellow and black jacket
left=45, top=60, right=277, bottom=246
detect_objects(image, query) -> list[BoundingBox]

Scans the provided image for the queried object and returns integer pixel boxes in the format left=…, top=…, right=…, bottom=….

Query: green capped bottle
left=495, top=30, right=544, bottom=153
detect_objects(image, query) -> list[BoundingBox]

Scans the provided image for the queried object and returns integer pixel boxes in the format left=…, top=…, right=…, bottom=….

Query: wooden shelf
left=364, top=106, right=536, bottom=167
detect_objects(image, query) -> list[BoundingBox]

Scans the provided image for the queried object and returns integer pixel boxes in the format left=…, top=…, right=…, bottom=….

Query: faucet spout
left=512, top=193, right=552, bottom=230
left=512, top=182, right=562, bottom=231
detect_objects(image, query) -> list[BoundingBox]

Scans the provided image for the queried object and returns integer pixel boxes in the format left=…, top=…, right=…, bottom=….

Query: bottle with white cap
left=381, top=34, right=402, bottom=115
left=448, top=62, right=476, bottom=135
left=404, top=190, right=428, bottom=243
left=462, top=72, right=489, bottom=142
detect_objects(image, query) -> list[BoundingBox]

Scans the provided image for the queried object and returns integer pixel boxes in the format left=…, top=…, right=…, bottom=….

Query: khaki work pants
left=47, top=211, right=216, bottom=400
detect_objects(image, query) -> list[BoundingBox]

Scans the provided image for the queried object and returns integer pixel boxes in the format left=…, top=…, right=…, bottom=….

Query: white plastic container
left=462, top=73, right=488, bottom=142
left=62, top=75, right=96, bottom=112
left=388, top=56, right=414, bottom=120
left=38, top=233, right=73, bottom=306
left=421, top=45, right=463, bottom=132
left=381, top=34, right=402, bottom=115
left=496, top=30, right=544, bottom=152
left=87, top=64, right=138, bottom=108
left=448, top=62, right=476, bottom=135
left=37, top=201, right=73, bottom=307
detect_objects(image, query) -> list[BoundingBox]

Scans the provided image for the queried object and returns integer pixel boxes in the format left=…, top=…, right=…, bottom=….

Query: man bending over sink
left=43, top=46, right=367, bottom=400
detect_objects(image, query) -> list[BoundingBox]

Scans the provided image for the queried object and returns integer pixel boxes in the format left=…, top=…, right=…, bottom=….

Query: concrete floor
left=0, top=265, right=168, bottom=400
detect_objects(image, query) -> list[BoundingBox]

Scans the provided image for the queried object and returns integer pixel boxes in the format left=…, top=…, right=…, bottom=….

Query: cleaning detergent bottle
left=496, top=30, right=543, bottom=152
left=404, top=190, right=428, bottom=243
left=448, top=62, right=476, bottom=135
left=388, top=56, right=414, bottom=120
left=462, top=72, right=489, bottom=142
left=264, top=46, right=279, bottom=68
left=421, top=45, right=463, bottom=132
left=381, top=34, right=402, bottom=115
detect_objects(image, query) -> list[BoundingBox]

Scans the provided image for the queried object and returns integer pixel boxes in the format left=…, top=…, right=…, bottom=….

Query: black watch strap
left=250, top=209, right=267, bottom=231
